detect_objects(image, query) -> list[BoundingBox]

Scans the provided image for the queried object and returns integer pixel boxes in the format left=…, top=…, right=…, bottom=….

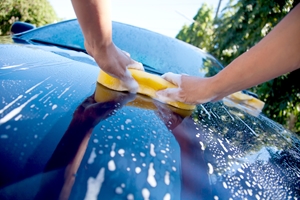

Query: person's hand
left=86, top=42, right=144, bottom=93
left=156, top=72, right=220, bottom=105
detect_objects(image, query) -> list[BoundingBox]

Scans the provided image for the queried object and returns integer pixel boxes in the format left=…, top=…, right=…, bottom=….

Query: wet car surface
left=0, top=20, right=299, bottom=199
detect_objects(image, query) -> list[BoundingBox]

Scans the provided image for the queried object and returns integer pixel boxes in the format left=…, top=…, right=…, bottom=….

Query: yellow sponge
left=97, top=69, right=196, bottom=110
left=95, top=83, right=193, bottom=117
left=227, top=91, right=265, bottom=111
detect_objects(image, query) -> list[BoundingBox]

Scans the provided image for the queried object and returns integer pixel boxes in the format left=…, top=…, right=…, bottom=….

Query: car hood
left=0, top=44, right=299, bottom=199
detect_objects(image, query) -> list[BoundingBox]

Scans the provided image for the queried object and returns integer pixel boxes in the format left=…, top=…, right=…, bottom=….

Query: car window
left=13, top=20, right=224, bottom=77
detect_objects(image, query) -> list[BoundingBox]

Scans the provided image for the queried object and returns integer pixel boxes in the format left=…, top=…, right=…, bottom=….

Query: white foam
left=147, top=163, right=157, bottom=187
left=142, top=188, right=150, bottom=200
left=135, top=167, right=141, bottom=174
left=52, top=104, right=58, bottom=110
left=0, top=93, right=40, bottom=125
left=163, top=193, right=171, bottom=200
left=0, top=95, right=23, bottom=114
left=208, top=163, right=214, bottom=174
left=164, top=171, right=170, bottom=185
left=127, top=193, right=134, bottom=200
left=110, top=143, right=116, bottom=157
left=88, top=148, right=97, bottom=164
left=108, top=160, right=116, bottom=171
left=84, top=168, right=105, bottom=200
left=140, top=152, right=145, bottom=157
left=0, top=63, right=24, bottom=69
left=58, top=86, right=71, bottom=98
left=199, top=141, right=205, bottom=150
left=118, top=149, right=125, bottom=157
left=217, top=139, right=228, bottom=153
left=1, top=134, right=8, bottom=139
left=115, top=187, right=123, bottom=194
left=25, top=77, right=50, bottom=94
left=150, top=143, right=156, bottom=157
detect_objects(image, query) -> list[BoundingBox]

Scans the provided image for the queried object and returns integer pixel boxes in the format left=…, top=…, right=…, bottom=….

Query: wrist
left=208, top=74, right=229, bottom=101
left=84, top=37, right=113, bottom=58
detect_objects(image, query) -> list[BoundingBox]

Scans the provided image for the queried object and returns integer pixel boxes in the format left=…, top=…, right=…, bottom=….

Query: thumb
left=127, top=61, right=145, bottom=71
left=161, top=72, right=182, bottom=86
left=156, top=88, right=182, bottom=103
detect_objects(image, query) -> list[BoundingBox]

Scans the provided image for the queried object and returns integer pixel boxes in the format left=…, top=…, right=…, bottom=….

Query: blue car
left=0, top=20, right=299, bottom=199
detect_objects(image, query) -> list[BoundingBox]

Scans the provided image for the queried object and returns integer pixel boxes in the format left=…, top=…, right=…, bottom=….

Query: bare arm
left=71, top=0, right=143, bottom=92
left=157, top=4, right=300, bottom=104
left=212, top=4, right=300, bottom=99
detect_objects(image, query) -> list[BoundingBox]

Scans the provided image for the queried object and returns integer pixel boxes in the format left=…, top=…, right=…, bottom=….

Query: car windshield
left=13, top=19, right=223, bottom=77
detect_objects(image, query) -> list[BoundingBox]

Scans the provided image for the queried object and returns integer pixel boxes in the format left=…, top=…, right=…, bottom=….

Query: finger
left=122, top=50, right=131, bottom=57
left=161, top=72, right=182, bottom=86
left=127, top=61, right=144, bottom=71
left=156, top=88, right=182, bottom=103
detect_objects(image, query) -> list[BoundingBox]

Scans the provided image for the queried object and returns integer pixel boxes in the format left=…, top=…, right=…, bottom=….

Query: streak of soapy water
left=57, top=86, right=71, bottom=99
left=235, top=114, right=258, bottom=136
left=39, top=88, right=57, bottom=101
left=84, top=168, right=105, bottom=200
left=25, top=76, right=51, bottom=94
left=0, top=92, right=41, bottom=125
left=0, top=63, right=24, bottom=69
left=0, top=95, right=23, bottom=114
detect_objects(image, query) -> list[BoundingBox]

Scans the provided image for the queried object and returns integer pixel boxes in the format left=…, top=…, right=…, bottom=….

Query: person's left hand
left=86, top=42, right=144, bottom=93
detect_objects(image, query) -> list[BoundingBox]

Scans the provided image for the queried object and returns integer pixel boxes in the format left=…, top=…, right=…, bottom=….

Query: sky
left=48, top=0, right=228, bottom=38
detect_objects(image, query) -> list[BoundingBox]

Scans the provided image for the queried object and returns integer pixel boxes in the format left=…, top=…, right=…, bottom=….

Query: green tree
left=176, top=0, right=300, bottom=133
left=176, top=3, right=214, bottom=52
left=0, top=0, right=58, bottom=35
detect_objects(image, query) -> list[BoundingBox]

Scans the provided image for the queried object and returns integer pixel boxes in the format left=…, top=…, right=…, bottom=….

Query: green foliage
left=176, top=0, right=300, bottom=133
left=211, top=0, right=293, bottom=65
left=0, top=0, right=58, bottom=35
left=176, top=3, right=214, bottom=52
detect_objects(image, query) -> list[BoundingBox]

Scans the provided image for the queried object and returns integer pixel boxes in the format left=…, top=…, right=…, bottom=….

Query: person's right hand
left=86, top=41, right=144, bottom=93
left=156, top=72, right=221, bottom=105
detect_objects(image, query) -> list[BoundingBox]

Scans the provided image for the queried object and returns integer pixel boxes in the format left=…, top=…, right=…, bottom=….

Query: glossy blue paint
left=0, top=20, right=299, bottom=199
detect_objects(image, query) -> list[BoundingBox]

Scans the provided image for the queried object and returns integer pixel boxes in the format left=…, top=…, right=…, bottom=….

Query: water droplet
left=115, top=187, right=123, bottom=194
left=135, top=167, right=141, bottom=174
left=1, top=134, right=8, bottom=139
left=127, top=194, right=134, bottom=200
left=52, top=104, right=57, bottom=110
left=142, top=188, right=150, bottom=200
left=108, top=160, right=116, bottom=171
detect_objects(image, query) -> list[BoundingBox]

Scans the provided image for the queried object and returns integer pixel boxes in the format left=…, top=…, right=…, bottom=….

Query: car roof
left=0, top=21, right=299, bottom=199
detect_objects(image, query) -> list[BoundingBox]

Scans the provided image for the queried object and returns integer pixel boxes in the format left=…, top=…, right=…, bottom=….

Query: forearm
left=212, top=4, right=300, bottom=99
left=71, top=0, right=112, bottom=53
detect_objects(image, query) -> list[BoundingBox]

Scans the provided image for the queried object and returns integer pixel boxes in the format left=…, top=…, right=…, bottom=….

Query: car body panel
left=0, top=20, right=299, bottom=199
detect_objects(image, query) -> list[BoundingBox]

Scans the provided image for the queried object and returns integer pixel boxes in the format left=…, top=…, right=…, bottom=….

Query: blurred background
left=0, top=0, right=299, bottom=134
left=47, top=0, right=227, bottom=38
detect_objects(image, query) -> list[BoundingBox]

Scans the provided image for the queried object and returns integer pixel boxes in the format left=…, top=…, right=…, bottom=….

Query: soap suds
left=0, top=93, right=40, bottom=125
left=164, top=171, right=170, bottom=185
left=84, top=168, right=105, bottom=200
left=150, top=143, right=156, bottom=157
left=88, top=148, right=97, bottom=164
left=142, top=188, right=150, bottom=200
left=108, top=160, right=116, bottom=171
left=147, top=163, right=157, bottom=187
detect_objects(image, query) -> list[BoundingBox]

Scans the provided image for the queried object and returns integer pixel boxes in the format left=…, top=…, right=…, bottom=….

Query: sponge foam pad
left=97, top=69, right=196, bottom=110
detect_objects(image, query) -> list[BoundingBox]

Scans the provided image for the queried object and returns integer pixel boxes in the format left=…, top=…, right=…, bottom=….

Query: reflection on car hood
left=0, top=44, right=299, bottom=199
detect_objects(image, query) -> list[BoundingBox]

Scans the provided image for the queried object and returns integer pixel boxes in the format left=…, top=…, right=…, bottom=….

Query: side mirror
left=11, top=21, right=36, bottom=35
